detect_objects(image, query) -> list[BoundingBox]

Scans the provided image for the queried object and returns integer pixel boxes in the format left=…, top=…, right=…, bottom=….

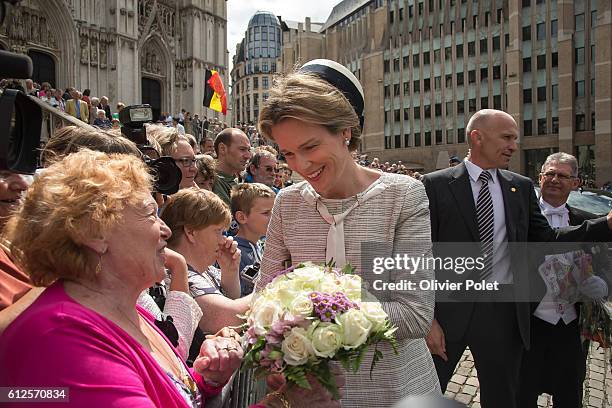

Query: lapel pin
left=511, top=187, right=517, bottom=192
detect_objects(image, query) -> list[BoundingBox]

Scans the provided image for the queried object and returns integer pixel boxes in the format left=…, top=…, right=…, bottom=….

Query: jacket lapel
left=498, top=169, right=520, bottom=242
left=448, top=163, right=479, bottom=241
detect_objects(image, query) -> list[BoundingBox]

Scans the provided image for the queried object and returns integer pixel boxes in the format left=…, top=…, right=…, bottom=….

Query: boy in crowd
left=230, top=183, right=275, bottom=296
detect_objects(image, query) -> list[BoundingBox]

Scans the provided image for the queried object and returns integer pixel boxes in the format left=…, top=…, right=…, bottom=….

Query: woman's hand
left=216, top=236, right=241, bottom=276
left=164, top=248, right=189, bottom=293
left=192, top=331, right=243, bottom=386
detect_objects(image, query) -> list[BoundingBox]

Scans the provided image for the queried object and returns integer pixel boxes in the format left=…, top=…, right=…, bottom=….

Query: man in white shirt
left=517, top=152, right=609, bottom=407
left=172, top=117, right=186, bottom=135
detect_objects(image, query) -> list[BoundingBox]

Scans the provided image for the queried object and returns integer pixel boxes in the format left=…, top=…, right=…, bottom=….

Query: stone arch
left=139, top=33, right=173, bottom=117
left=0, top=0, right=77, bottom=88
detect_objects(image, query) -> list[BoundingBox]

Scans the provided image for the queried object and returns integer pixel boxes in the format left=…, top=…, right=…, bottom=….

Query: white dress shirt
left=464, top=160, right=512, bottom=284
left=534, top=198, right=578, bottom=324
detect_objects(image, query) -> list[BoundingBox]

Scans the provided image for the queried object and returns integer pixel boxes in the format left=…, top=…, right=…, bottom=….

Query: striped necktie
left=476, top=171, right=494, bottom=280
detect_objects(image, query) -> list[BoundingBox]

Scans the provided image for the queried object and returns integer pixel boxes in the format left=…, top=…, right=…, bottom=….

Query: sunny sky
left=227, top=0, right=341, bottom=71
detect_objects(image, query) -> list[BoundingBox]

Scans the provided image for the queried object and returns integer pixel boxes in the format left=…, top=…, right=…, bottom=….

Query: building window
left=551, top=19, right=558, bottom=37
left=480, top=39, right=487, bottom=53
left=457, top=72, right=464, bottom=86
left=468, top=41, right=475, bottom=56
left=423, top=51, right=430, bottom=65
left=414, top=132, right=421, bottom=146
left=493, top=66, right=501, bottom=79
left=575, top=80, right=585, bottom=97
left=469, top=98, right=476, bottom=112
left=552, top=117, right=559, bottom=133
left=409, top=5, right=413, bottom=18
left=537, top=86, right=546, bottom=102
left=494, top=95, right=502, bottom=109
left=591, top=112, right=595, bottom=130
left=262, top=77, right=269, bottom=89
left=522, top=0, right=530, bottom=7
left=523, top=88, right=532, bottom=103
left=424, top=78, right=431, bottom=92
left=413, top=55, right=420, bottom=68
left=445, top=46, right=452, bottom=60
left=436, top=130, right=443, bottom=145
left=390, top=10, right=394, bottom=24
left=591, top=45, right=596, bottom=64
left=414, top=106, right=421, bottom=118
left=591, top=78, right=595, bottom=96
left=447, top=129, right=454, bottom=144
left=395, top=134, right=401, bottom=147
left=469, top=70, right=476, bottom=83
left=537, top=54, right=546, bottom=70
left=537, top=23, right=546, bottom=40
left=458, top=128, right=465, bottom=143
left=552, top=84, right=558, bottom=101
left=537, top=118, right=547, bottom=135
left=403, top=56, right=409, bottom=69
left=523, top=57, right=531, bottom=72
left=524, top=120, right=532, bottom=136
left=505, top=33, right=510, bottom=47
left=552, top=52, right=558, bottom=67
left=384, top=110, right=389, bottom=124
left=493, top=36, right=500, bottom=51
left=456, top=44, right=463, bottom=58
left=575, top=13, right=584, bottom=31
left=385, top=136, right=391, bottom=149
left=435, top=76, right=441, bottom=89
left=446, top=74, right=452, bottom=88
left=394, top=58, right=400, bottom=71
left=481, top=67, right=488, bottom=80
left=522, top=25, right=531, bottom=41
left=575, top=114, right=585, bottom=131
left=481, top=97, right=488, bottom=109
left=253, top=77, right=259, bottom=89
left=394, top=109, right=400, bottom=122
left=435, top=103, right=442, bottom=116
left=414, top=80, right=420, bottom=93
left=446, top=101, right=453, bottom=116
left=404, top=82, right=410, bottom=95
left=457, top=100, right=464, bottom=114
left=384, top=59, right=390, bottom=73
left=399, top=8, right=403, bottom=21
left=394, top=83, right=400, bottom=96
left=434, top=49, right=441, bottom=63
left=425, top=131, right=432, bottom=146
left=384, top=86, right=390, bottom=98
left=424, top=105, right=431, bottom=118
left=575, top=47, right=585, bottom=64
left=404, top=108, right=410, bottom=120
left=405, top=133, right=411, bottom=147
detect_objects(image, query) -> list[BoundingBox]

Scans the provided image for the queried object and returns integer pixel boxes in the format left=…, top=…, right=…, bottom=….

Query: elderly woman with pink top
left=0, top=150, right=339, bottom=408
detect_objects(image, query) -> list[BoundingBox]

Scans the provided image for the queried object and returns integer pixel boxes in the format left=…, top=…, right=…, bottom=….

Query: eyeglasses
left=174, top=157, right=197, bottom=168
left=540, top=171, right=575, bottom=181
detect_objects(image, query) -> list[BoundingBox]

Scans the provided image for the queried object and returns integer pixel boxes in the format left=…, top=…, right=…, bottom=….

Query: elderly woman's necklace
left=121, top=309, right=198, bottom=395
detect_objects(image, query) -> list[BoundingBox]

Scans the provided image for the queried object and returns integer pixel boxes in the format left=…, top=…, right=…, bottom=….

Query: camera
left=119, top=104, right=182, bottom=195
left=240, top=262, right=260, bottom=283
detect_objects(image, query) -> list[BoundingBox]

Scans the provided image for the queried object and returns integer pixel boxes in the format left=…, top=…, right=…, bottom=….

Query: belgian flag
left=203, top=69, right=227, bottom=115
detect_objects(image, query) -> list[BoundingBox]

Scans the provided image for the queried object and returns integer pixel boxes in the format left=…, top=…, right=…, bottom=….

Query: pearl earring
left=345, top=139, right=350, bottom=146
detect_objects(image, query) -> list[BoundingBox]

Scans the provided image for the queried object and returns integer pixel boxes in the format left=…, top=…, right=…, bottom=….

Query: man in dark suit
left=517, top=152, right=609, bottom=407
left=421, top=109, right=612, bottom=408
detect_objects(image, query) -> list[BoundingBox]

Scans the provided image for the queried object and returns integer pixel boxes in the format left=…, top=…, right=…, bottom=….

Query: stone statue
left=80, top=36, right=89, bottom=64
left=90, top=38, right=98, bottom=65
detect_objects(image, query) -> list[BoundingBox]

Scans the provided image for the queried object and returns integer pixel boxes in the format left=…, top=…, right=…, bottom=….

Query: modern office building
left=230, top=11, right=282, bottom=125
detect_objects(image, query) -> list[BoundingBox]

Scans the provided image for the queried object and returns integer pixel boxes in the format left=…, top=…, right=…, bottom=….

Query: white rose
left=360, top=302, right=388, bottom=332
left=250, top=300, right=282, bottom=336
left=290, top=266, right=325, bottom=289
left=310, top=323, right=344, bottom=358
left=274, top=280, right=300, bottom=308
left=289, top=295, right=314, bottom=317
left=319, top=274, right=343, bottom=294
left=336, top=309, right=373, bottom=349
left=281, top=327, right=314, bottom=366
left=340, top=274, right=363, bottom=301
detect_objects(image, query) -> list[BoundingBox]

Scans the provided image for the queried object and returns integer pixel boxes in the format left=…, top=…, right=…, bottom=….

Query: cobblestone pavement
left=445, top=343, right=612, bottom=407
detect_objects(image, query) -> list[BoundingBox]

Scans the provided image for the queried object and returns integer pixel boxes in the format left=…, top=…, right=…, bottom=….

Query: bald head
left=465, top=109, right=519, bottom=170
left=214, top=128, right=252, bottom=174
left=466, top=109, right=516, bottom=147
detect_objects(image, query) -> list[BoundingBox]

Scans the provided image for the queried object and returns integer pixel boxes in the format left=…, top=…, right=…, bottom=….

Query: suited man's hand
left=426, top=318, right=448, bottom=361
left=579, top=276, right=608, bottom=300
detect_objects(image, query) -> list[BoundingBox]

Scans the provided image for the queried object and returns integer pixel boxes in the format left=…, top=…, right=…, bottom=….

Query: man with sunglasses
left=244, top=150, right=278, bottom=190
left=517, top=152, right=609, bottom=407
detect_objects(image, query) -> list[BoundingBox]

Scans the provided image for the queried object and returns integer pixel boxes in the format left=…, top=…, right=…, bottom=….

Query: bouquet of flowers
left=241, top=263, right=398, bottom=399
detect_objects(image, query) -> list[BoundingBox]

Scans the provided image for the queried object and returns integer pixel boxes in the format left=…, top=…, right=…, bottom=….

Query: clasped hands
left=193, top=327, right=243, bottom=386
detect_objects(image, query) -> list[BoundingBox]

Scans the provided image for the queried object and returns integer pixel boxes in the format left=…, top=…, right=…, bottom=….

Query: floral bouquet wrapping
left=241, top=263, right=398, bottom=399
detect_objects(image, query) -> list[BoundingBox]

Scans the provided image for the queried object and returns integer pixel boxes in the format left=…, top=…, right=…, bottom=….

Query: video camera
left=117, top=105, right=183, bottom=196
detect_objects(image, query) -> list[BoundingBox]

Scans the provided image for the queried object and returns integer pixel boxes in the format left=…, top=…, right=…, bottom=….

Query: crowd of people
left=0, top=58, right=610, bottom=408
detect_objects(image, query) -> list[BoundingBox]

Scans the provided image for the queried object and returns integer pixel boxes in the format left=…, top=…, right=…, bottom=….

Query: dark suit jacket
left=422, top=163, right=611, bottom=348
